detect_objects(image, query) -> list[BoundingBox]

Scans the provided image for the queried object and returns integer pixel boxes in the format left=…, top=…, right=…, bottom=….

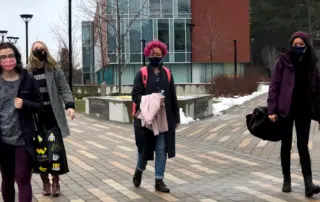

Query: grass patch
left=75, top=99, right=85, bottom=113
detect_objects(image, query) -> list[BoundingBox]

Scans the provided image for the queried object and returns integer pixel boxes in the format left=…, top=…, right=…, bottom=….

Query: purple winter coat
left=267, top=51, right=320, bottom=121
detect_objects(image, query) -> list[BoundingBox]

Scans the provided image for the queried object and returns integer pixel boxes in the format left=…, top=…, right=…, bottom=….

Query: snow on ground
left=212, top=84, right=269, bottom=116
left=179, top=108, right=196, bottom=124
left=180, top=84, right=269, bottom=124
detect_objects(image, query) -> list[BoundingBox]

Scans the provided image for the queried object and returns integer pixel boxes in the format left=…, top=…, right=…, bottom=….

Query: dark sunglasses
left=0, top=54, right=15, bottom=60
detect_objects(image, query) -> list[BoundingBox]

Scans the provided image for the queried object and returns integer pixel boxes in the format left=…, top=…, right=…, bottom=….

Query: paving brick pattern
left=4, top=93, right=320, bottom=201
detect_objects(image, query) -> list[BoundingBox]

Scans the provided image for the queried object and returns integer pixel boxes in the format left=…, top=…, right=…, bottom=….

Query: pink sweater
left=136, top=93, right=168, bottom=135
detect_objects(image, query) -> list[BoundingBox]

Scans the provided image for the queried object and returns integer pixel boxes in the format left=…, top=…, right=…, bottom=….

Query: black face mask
left=33, top=49, right=47, bottom=61
left=149, top=57, right=163, bottom=67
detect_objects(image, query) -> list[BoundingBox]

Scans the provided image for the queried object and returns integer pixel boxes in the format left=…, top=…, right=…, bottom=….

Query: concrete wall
left=85, top=94, right=213, bottom=123
left=73, top=83, right=210, bottom=97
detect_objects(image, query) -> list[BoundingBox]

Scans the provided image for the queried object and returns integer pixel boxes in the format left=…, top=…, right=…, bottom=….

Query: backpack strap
left=162, top=66, right=171, bottom=83
left=140, top=66, right=171, bottom=88
left=140, top=66, right=148, bottom=88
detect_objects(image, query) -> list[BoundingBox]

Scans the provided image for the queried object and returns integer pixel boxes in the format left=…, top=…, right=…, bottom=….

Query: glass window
left=83, top=73, right=91, bottom=84
left=213, top=63, right=224, bottom=76
left=150, top=0, right=161, bottom=18
left=107, top=20, right=117, bottom=53
left=82, top=47, right=93, bottom=67
left=82, top=27, right=90, bottom=41
left=175, top=53, right=185, bottom=62
left=141, top=19, right=153, bottom=41
left=162, top=0, right=173, bottom=18
left=108, top=53, right=117, bottom=63
left=174, top=19, right=185, bottom=52
left=119, top=0, right=129, bottom=17
left=187, top=52, right=191, bottom=62
left=158, top=19, right=169, bottom=49
left=130, top=19, right=141, bottom=53
left=107, top=0, right=113, bottom=14
left=186, top=19, right=191, bottom=52
left=206, top=64, right=213, bottom=82
left=163, top=54, right=170, bottom=62
left=130, top=53, right=141, bottom=62
left=178, top=0, right=190, bottom=18
left=83, top=66, right=90, bottom=73
left=129, top=0, right=140, bottom=18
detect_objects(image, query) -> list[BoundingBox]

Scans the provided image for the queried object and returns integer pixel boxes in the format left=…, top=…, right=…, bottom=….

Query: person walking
left=28, top=41, right=75, bottom=197
left=131, top=40, right=180, bottom=193
left=268, top=31, right=320, bottom=197
left=0, top=42, right=42, bottom=202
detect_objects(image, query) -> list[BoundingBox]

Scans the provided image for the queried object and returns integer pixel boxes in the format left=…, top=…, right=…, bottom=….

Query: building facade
left=82, top=0, right=250, bottom=85
left=81, top=21, right=95, bottom=84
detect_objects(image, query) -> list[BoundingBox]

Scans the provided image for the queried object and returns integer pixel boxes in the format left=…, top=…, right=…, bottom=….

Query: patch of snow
left=212, top=84, right=269, bottom=116
left=179, top=108, right=196, bottom=124
left=178, top=95, right=196, bottom=99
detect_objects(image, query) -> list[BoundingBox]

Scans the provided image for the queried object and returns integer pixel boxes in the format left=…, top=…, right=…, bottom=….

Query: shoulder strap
left=140, top=66, right=171, bottom=88
left=140, top=66, right=148, bottom=88
left=162, top=66, right=171, bottom=82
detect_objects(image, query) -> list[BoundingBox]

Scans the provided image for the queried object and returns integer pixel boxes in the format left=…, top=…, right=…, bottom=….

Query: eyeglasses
left=0, top=54, right=15, bottom=61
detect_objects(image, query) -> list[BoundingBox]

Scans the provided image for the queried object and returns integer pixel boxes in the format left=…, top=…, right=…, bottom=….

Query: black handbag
left=246, top=106, right=286, bottom=142
left=32, top=113, right=69, bottom=175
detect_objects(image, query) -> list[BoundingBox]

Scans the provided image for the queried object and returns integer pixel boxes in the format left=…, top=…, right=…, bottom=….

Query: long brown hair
left=28, top=41, right=58, bottom=71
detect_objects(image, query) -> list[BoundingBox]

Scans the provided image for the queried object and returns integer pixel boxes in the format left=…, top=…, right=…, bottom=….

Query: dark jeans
left=281, top=118, right=312, bottom=177
left=1, top=144, right=32, bottom=202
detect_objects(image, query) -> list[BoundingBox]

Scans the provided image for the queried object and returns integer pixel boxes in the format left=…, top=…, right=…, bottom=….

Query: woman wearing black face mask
left=27, top=41, right=75, bottom=197
left=268, top=31, right=320, bottom=197
left=131, top=40, right=180, bottom=193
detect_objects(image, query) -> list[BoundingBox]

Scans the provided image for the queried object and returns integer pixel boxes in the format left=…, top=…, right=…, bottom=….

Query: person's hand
left=176, top=124, right=180, bottom=129
left=14, top=98, right=23, bottom=109
left=268, top=114, right=277, bottom=122
left=67, top=108, right=75, bottom=120
left=160, top=96, right=165, bottom=106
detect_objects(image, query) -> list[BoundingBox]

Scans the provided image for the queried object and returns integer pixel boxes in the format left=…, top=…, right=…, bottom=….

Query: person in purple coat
left=268, top=31, right=320, bottom=197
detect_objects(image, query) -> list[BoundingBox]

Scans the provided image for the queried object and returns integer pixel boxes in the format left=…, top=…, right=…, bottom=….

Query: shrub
left=207, top=71, right=266, bottom=97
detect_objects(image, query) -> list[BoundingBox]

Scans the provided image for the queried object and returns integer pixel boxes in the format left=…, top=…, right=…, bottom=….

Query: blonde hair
left=28, top=41, right=58, bottom=71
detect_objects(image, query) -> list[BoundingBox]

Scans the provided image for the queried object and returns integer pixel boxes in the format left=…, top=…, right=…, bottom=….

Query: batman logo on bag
left=36, top=148, right=47, bottom=154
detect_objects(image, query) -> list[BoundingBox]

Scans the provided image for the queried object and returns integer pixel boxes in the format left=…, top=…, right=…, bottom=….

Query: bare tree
left=261, top=45, right=279, bottom=72
left=51, top=6, right=82, bottom=84
left=51, top=8, right=81, bottom=71
left=78, top=0, right=147, bottom=93
left=58, top=47, right=83, bottom=84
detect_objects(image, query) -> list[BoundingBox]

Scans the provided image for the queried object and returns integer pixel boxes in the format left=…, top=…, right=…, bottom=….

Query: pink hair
left=143, top=40, right=168, bottom=56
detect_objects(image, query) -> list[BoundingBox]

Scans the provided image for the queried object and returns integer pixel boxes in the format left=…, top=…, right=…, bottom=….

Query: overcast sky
left=0, top=0, right=92, bottom=66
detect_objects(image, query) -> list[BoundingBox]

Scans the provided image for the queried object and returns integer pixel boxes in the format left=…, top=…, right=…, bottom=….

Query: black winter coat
left=0, top=69, right=42, bottom=157
left=132, top=65, right=180, bottom=160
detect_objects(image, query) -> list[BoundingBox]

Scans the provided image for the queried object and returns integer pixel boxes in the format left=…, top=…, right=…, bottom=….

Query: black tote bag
left=33, top=114, right=69, bottom=175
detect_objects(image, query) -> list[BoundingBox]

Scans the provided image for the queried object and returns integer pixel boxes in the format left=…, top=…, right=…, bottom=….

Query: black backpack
left=246, top=106, right=285, bottom=142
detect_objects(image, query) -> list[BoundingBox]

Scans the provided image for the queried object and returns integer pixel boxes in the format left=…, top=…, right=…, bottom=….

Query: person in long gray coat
left=27, top=41, right=75, bottom=197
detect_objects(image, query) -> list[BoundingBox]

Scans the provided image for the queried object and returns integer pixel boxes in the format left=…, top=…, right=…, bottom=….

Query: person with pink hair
left=131, top=40, right=180, bottom=193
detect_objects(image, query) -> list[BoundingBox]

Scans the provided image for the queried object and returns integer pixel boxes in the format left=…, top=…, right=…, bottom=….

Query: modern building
left=81, top=0, right=250, bottom=85
left=81, top=21, right=95, bottom=84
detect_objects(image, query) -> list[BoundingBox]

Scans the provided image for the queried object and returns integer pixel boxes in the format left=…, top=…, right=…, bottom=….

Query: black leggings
left=281, top=118, right=312, bottom=177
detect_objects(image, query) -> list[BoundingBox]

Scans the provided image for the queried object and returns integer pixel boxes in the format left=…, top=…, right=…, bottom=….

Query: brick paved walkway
left=7, top=93, right=320, bottom=201
left=177, top=94, right=320, bottom=172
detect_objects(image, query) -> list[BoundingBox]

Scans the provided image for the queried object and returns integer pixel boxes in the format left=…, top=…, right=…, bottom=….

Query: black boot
left=304, top=175, right=320, bottom=197
left=155, top=179, right=170, bottom=193
left=133, top=169, right=142, bottom=187
left=282, top=175, right=292, bottom=193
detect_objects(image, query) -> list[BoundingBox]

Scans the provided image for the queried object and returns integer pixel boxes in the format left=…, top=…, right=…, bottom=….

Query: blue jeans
left=136, top=133, right=167, bottom=179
